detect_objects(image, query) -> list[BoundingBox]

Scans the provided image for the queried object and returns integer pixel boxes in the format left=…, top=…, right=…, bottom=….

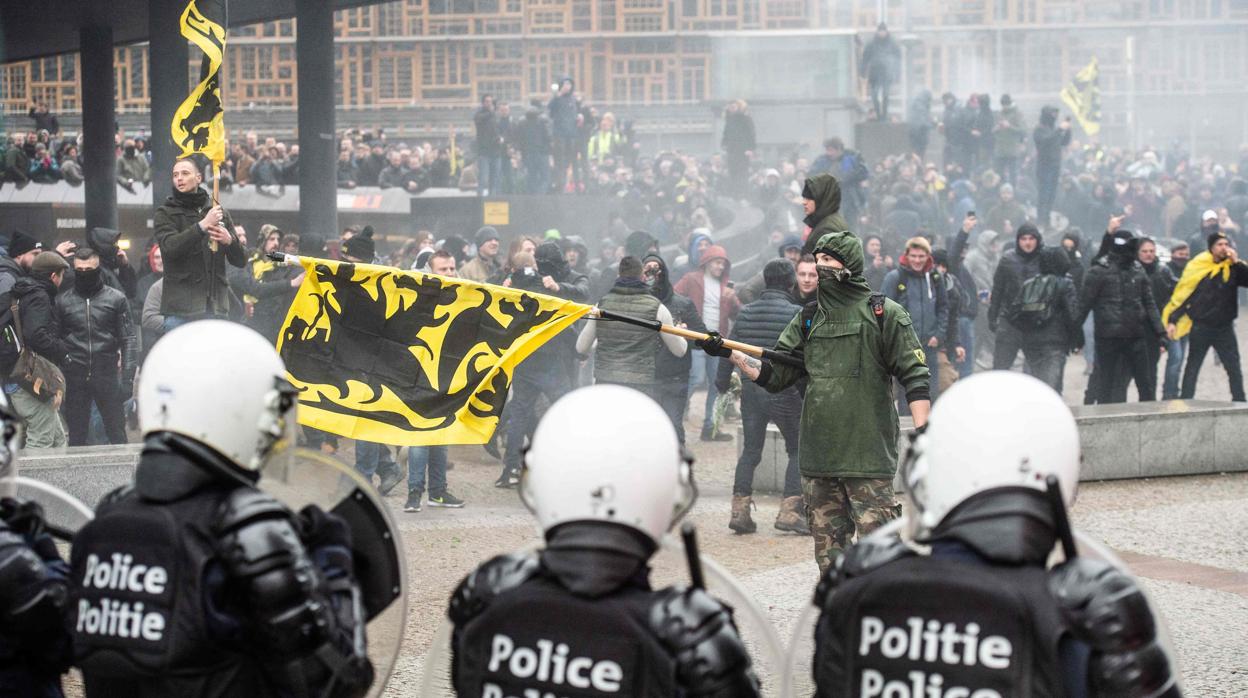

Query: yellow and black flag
left=1060, top=57, right=1101, bottom=137
left=172, top=0, right=227, bottom=163
left=276, top=258, right=593, bottom=445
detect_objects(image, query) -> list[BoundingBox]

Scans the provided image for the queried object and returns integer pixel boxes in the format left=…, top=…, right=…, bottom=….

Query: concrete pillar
left=80, top=22, right=118, bottom=234
left=295, top=0, right=338, bottom=241
left=148, top=0, right=189, bottom=208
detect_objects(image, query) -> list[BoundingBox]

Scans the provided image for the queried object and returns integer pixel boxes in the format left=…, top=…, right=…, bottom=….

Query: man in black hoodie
left=497, top=242, right=589, bottom=487
left=1078, top=222, right=1164, bottom=404
left=643, top=253, right=704, bottom=446
left=1016, top=247, right=1081, bottom=393
left=989, top=223, right=1043, bottom=370
left=1033, top=106, right=1072, bottom=228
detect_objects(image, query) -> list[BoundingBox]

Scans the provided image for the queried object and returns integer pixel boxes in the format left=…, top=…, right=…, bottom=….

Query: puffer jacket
left=1022, top=248, right=1081, bottom=349
left=988, top=231, right=1043, bottom=331
left=715, top=288, right=799, bottom=388
left=1078, top=252, right=1163, bottom=339
left=56, top=282, right=139, bottom=383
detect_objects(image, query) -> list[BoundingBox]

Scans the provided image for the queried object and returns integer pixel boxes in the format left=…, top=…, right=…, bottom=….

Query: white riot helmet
left=901, top=371, right=1081, bottom=541
left=520, top=385, right=696, bottom=545
left=138, top=320, right=297, bottom=474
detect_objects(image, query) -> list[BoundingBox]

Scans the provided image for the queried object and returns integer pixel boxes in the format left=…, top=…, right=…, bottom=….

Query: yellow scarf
left=1162, top=250, right=1231, bottom=339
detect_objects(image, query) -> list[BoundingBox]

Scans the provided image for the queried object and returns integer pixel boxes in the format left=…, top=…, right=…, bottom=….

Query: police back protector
left=455, top=574, right=678, bottom=697
left=815, top=556, right=1066, bottom=698
left=70, top=485, right=251, bottom=682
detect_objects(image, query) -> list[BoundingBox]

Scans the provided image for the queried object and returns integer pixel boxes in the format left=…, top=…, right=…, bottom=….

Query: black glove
left=298, top=504, right=355, bottom=580
left=0, top=498, right=60, bottom=562
left=697, top=331, right=732, bottom=358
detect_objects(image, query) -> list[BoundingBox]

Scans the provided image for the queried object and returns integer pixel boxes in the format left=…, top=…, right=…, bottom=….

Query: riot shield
left=261, top=448, right=408, bottom=698
left=782, top=518, right=1183, bottom=698
left=11, top=476, right=95, bottom=539
left=417, top=528, right=789, bottom=697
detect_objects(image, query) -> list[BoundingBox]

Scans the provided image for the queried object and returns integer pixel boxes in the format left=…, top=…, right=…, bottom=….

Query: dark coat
left=153, top=188, right=246, bottom=318
left=1022, top=248, right=1081, bottom=350
left=474, top=107, right=502, bottom=157
left=1078, top=253, right=1164, bottom=339
left=988, top=243, right=1043, bottom=331
left=11, top=275, right=67, bottom=366
left=715, top=288, right=799, bottom=388
left=721, top=112, right=756, bottom=155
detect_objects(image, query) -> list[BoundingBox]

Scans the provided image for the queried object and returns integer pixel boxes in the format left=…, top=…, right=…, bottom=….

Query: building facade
left=1, top=0, right=1247, bottom=151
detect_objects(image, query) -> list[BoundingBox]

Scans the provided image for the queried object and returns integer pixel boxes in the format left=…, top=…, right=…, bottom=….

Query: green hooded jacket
left=760, top=232, right=930, bottom=478
left=801, top=174, right=850, bottom=255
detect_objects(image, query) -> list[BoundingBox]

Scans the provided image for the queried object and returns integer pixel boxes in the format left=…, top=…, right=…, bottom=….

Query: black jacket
left=989, top=242, right=1043, bottom=330
left=647, top=254, right=705, bottom=381
left=715, top=288, right=800, bottom=388
left=11, top=276, right=67, bottom=366
left=57, top=282, right=139, bottom=383
left=1141, top=260, right=1178, bottom=312
left=474, top=107, right=502, bottom=157
left=1023, top=249, right=1081, bottom=349
left=1173, top=259, right=1248, bottom=329
left=154, top=188, right=246, bottom=319
left=1078, top=253, right=1164, bottom=339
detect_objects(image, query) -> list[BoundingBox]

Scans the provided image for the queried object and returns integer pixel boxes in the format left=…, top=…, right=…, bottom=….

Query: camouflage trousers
left=802, top=476, right=902, bottom=575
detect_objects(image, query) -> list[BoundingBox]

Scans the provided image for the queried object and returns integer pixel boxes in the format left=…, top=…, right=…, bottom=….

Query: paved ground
left=369, top=398, right=1248, bottom=696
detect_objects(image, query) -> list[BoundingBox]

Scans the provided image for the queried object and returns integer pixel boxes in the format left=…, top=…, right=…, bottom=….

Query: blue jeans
left=1163, top=337, right=1187, bottom=399
left=354, top=440, right=397, bottom=480
left=503, top=365, right=572, bottom=471
left=957, top=317, right=975, bottom=378
left=733, top=383, right=802, bottom=498
left=477, top=155, right=503, bottom=196
left=407, top=445, right=448, bottom=495
left=687, top=350, right=720, bottom=433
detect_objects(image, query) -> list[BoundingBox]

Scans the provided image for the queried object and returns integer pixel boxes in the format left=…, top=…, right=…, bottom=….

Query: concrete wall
left=742, top=400, right=1248, bottom=495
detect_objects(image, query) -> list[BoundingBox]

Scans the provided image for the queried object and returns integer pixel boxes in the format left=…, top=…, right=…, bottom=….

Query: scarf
left=1162, top=250, right=1232, bottom=339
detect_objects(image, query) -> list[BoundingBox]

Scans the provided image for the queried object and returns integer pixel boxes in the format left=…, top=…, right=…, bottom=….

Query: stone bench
left=740, top=400, right=1248, bottom=495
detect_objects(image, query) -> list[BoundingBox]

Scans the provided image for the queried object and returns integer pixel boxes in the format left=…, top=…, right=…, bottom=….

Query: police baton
left=592, top=308, right=805, bottom=369
left=680, top=522, right=705, bottom=590
left=1045, top=474, right=1078, bottom=561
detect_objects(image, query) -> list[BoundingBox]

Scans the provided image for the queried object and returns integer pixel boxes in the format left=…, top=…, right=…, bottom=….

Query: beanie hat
left=7, top=230, right=41, bottom=258
left=1208, top=230, right=1230, bottom=251
left=342, top=225, right=376, bottom=261
left=475, top=226, right=500, bottom=247
left=31, top=251, right=68, bottom=275
left=931, top=248, right=949, bottom=268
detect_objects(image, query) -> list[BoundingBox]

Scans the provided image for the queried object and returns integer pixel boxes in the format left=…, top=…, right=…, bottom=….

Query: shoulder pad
left=214, top=487, right=289, bottom=535
left=814, top=532, right=913, bottom=609
left=96, top=484, right=134, bottom=512
left=649, top=587, right=760, bottom=696
left=448, top=552, right=540, bottom=627
left=1090, top=643, right=1180, bottom=697
left=0, top=531, right=63, bottom=616
left=1048, top=557, right=1157, bottom=651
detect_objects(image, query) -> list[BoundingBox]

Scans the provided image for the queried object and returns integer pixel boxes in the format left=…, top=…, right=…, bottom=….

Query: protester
left=718, top=232, right=930, bottom=574
left=458, top=226, right=501, bottom=282
left=721, top=100, right=756, bottom=198
left=1078, top=221, right=1164, bottom=403
left=643, top=253, right=704, bottom=445
left=989, top=223, right=1043, bottom=369
left=0, top=231, right=41, bottom=296
left=1138, top=237, right=1179, bottom=399
left=860, top=23, right=900, bottom=120
left=1161, top=241, right=1190, bottom=398
left=794, top=253, right=818, bottom=304
left=577, top=256, right=687, bottom=397
left=883, top=236, right=949, bottom=406
left=154, top=158, right=246, bottom=329
left=675, top=244, right=740, bottom=441
left=7, top=252, right=69, bottom=448
left=1166, top=229, right=1248, bottom=401
left=1013, top=247, right=1082, bottom=392
left=1033, top=106, right=1072, bottom=228
left=715, top=259, right=807, bottom=535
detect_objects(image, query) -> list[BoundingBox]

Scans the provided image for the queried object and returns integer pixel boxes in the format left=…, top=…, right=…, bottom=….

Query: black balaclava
left=74, top=266, right=104, bottom=296
left=1108, top=230, right=1139, bottom=268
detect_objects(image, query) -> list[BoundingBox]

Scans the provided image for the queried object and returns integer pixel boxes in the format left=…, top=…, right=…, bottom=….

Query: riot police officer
left=69, top=320, right=374, bottom=697
left=811, top=371, right=1180, bottom=698
left=448, top=384, right=761, bottom=697
left=0, top=391, right=74, bottom=697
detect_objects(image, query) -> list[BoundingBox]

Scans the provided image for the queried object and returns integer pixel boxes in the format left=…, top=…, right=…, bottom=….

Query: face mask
left=74, top=267, right=102, bottom=295
left=817, top=266, right=852, bottom=284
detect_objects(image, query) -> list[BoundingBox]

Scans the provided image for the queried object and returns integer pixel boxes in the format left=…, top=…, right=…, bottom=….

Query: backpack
left=1007, top=274, right=1060, bottom=328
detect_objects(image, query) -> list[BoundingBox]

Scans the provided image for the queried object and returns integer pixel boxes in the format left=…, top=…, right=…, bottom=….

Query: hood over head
left=974, top=229, right=1001, bottom=255
left=802, top=173, right=845, bottom=230
left=812, top=232, right=872, bottom=305
left=1040, top=106, right=1059, bottom=126
left=87, top=227, right=121, bottom=266
left=642, top=253, right=673, bottom=301
left=698, top=244, right=731, bottom=276
left=535, top=241, right=569, bottom=279
left=1015, top=222, right=1043, bottom=257
left=1038, top=246, right=1071, bottom=276
left=686, top=229, right=713, bottom=267
left=777, top=234, right=803, bottom=257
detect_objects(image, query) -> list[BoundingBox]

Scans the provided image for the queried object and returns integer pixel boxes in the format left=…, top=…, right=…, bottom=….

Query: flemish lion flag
left=172, top=0, right=227, bottom=163
left=276, top=258, right=592, bottom=445
left=1060, top=57, right=1101, bottom=137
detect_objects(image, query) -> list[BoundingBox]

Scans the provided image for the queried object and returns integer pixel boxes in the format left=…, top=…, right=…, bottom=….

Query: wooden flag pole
left=593, top=307, right=805, bottom=368
left=209, top=161, right=220, bottom=253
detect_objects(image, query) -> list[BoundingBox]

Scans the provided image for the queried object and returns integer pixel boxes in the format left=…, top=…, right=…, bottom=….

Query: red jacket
left=674, top=244, right=740, bottom=335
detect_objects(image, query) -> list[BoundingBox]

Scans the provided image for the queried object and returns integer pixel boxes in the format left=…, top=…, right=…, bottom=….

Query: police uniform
left=70, top=433, right=373, bottom=698
left=450, top=522, right=759, bottom=698
left=0, top=500, right=73, bottom=697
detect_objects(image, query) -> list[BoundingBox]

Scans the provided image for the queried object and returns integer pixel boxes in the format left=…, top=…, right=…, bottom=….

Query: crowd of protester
left=7, top=91, right=1248, bottom=532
